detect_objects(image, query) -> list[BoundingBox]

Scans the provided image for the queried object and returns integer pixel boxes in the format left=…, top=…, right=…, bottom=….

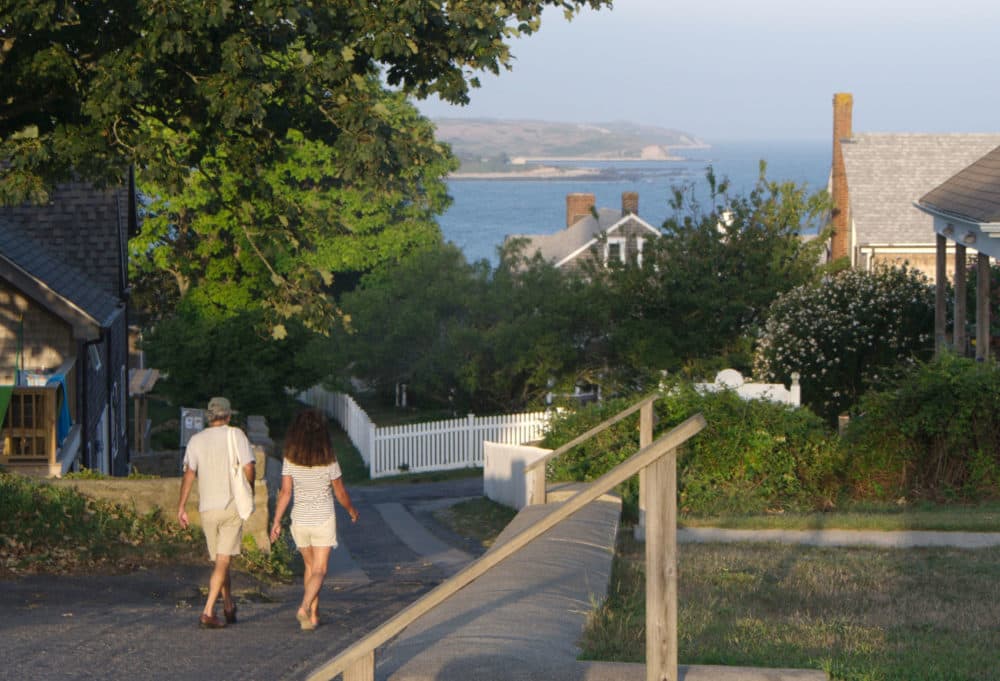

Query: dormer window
left=605, top=237, right=626, bottom=265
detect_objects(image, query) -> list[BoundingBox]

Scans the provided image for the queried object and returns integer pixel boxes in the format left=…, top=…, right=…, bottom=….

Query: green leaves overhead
left=1, top=0, right=610, bottom=330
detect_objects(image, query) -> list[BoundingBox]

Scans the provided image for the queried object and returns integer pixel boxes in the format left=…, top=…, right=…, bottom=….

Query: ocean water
left=437, top=139, right=831, bottom=265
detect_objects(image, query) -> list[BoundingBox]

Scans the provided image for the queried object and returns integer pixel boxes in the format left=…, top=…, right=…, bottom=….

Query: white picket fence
left=298, top=386, right=551, bottom=479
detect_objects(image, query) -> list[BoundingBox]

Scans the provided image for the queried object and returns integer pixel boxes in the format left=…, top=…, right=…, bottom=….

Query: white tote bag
left=228, top=427, right=255, bottom=521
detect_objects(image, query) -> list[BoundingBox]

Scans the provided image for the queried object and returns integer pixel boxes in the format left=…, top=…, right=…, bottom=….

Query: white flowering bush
left=754, top=264, right=935, bottom=423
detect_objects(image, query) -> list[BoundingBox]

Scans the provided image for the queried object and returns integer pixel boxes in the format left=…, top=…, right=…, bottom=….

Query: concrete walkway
left=376, top=493, right=623, bottom=681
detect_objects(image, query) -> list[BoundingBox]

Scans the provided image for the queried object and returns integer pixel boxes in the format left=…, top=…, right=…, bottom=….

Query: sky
left=414, top=0, right=1000, bottom=143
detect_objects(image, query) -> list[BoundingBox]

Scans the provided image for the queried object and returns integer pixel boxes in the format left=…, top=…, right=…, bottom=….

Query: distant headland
left=430, top=117, right=709, bottom=178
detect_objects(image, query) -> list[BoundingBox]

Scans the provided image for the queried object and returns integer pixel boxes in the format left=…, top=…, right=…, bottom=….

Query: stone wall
left=48, top=415, right=278, bottom=552
left=48, top=476, right=271, bottom=552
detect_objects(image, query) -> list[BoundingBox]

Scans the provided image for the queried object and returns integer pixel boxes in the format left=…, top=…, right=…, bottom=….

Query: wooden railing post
left=645, top=446, right=678, bottom=681
left=525, top=393, right=659, bottom=510
left=635, top=400, right=654, bottom=540
left=45, top=386, right=58, bottom=468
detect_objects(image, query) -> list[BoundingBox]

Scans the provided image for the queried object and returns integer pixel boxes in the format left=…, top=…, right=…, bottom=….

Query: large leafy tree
left=587, top=165, right=833, bottom=375
left=338, top=242, right=599, bottom=413
left=0, top=0, right=609, bottom=331
left=142, top=305, right=330, bottom=423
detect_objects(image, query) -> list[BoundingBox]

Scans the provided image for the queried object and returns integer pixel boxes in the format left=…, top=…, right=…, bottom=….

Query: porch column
left=954, top=245, right=967, bottom=356
left=935, top=234, right=947, bottom=355
left=977, top=252, right=991, bottom=360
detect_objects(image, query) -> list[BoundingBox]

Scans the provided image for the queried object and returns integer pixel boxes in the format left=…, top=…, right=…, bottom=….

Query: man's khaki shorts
left=200, top=504, right=243, bottom=560
left=291, top=516, right=338, bottom=548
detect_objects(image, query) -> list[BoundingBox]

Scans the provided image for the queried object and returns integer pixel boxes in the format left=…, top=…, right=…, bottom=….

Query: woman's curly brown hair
left=283, top=409, right=336, bottom=467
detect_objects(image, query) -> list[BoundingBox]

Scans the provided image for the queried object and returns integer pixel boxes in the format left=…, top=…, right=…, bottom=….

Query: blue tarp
left=45, top=373, right=71, bottom=446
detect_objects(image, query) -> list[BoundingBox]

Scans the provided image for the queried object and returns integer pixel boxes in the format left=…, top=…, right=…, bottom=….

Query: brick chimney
left=831, top=92, right=853, bottom=262
left=621, top=191, right=638, bottom=216
left=566, top=193, right=596, bottom=228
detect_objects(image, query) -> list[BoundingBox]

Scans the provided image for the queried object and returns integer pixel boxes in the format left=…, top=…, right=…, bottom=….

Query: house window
left=636, top=238, right=646, bottom=266
left=605, top=237, right=626, bottom=265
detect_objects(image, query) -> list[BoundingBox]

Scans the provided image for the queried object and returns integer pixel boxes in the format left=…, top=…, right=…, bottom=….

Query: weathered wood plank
left=306, top=412, right=706, bottom=681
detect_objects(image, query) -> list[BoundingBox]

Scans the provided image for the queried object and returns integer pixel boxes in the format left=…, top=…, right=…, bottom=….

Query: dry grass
left=680, top=502, right=1000, bottom=532
left=582, top=533, right=1000, bottom=681
left=433, top=497, right=517, bottom=549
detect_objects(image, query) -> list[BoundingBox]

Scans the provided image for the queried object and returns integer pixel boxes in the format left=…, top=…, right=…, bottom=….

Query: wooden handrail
left=525, top=392, right=659, bottom=473
left=306, top=412, right=706, bottom=681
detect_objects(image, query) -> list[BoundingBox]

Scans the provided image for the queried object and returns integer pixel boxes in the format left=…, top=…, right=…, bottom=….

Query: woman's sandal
left=297, top=610, right=316, bottom=631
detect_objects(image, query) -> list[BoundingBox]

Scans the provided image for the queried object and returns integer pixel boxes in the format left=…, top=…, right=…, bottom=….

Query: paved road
left=0, top=478, right=484, bottom=681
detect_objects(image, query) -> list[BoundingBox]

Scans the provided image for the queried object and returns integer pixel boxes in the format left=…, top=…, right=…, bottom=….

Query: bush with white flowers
left=754, top=264, right=935, bottom=423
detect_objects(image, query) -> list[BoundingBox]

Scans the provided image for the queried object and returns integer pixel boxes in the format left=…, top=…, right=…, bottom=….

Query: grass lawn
left=433, top=497, right=518, bottom=549
left=582, top=532, right=1000, bottom=681
left=351, top=392, right=458, bottom=427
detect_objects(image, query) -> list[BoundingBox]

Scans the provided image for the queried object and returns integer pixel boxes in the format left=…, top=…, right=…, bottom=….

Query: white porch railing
left=298, top=386, right=551, bottom=479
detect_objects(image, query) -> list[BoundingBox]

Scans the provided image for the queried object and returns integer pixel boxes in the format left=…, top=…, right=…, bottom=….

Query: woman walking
left=270, top=409, right=359, bottom=630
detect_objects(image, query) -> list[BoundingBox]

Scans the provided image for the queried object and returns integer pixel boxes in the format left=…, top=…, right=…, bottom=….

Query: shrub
left=542, top=396, right=643, bottom=519
left=844, top=352, right=1000, bottom=501
left=0, top=472, right=201, bottom=574
left=143, top=306, right=329, bottom=424
left=542, top=386, right=844, bottom=517
left=754, top=264, right=935, bottom=424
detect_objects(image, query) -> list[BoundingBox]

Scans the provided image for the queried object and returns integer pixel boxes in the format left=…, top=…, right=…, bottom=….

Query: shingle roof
left=842, top=133, right=1000, bottom=246
left=508, top=208, right=659, bottom=265
left=0, top=181, right=129, bottom=300
left=918, top=145, right=1000, bottom=224
left=0, top=223, right=122, bottom=328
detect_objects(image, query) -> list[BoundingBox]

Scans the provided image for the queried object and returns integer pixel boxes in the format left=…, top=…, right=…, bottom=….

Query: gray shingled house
left=0, top=178, right=135, bottom=477
left=829, top=93, right=1000, bottom=281
left=917, top=144, right=1000, bottom=359
left=506, top=191, right=661, bottom=271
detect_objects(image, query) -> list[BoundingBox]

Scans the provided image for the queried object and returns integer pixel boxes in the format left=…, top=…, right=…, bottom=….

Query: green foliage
left=663, top=385, right=843, bottom=515
left=845, top=352, right=1000, bottom=502
left=330, top=428, right=370, bottom=485
left=0, top=472, right=201, bottom=574
left=337, top=244, right=482, bottom=408
left=239, top=533, right=294, bottom=583
left=586, top=164, right=831, bottom=375
left=339, top=243, right=599, bottom=413
left=961, top=261, right=1000, bottom=341
left=143, top=306, right=330, bottom=421
left=754, top=264, right=935, bottom=424
left=65, top=467, right=158, bottom=480
left=433, top=497, right=518, bottom=549
left=542, top=386, right=843, bottom=516
left=470, top=244, right=605, bottom=410
left=1, top=0, right=611, bottom=331
left=131, top=109, right=454, bottom=331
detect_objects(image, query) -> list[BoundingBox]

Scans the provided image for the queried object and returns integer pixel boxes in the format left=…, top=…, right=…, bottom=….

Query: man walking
left=177, top=396, right=255, bottom=628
